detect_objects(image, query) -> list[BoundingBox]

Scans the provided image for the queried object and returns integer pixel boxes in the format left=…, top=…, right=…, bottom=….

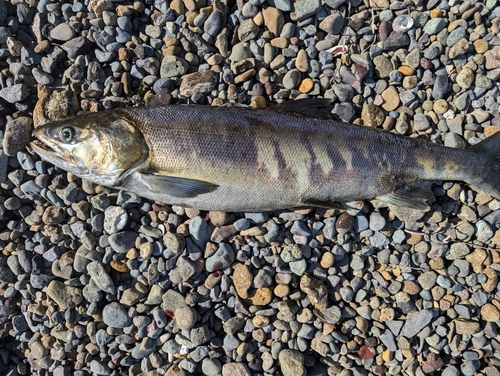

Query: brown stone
left=398, top=66, right=414, bottom=76
left=381, top=86, right=400, bottom=111
left=403, top=280, right=421, bottom=295
left=170, top=0, right=185, bottom=15
left=335, top=212, right=354, bottom=234
left=299, top=274, right=328, bottom=309
left=380, top=307, right=395, bottom=321
left=247, top=288, right=273, bottom=306
left=179, top=70, right=218, bottom=97
left=485, top=126, right=500, bottom=137
left=465, top=249, right=488, bottom=273
left=454, top=319, right=480, bottom=335
left=270, top=37, right=288, bottom=48
left=430, top=8, right=442, bottom=18
left=473, top=39, right=489, bottom=54
left=233, top=264, right=253, bottom=299
left=59, top=251, right=75, bottom=267
left=482, top=268, right=498, bottom=293
left=298, top=78, right=314, bottom=93
left=262, top=6, right=284, bottom=36
left=481, top=303, right=500, bottom=322
left=361, top=104, right=385, bottom=127
left=320, top=252, right=335, bottom=269
left=358, top=345, right=376, bottom=359
left=110, top=260, right=129, bottom=273
left=251, top=95, right=267, bottom=108
left=295, top=49, right=309, bottom=73
left=274, top=284, right=290, bottom=297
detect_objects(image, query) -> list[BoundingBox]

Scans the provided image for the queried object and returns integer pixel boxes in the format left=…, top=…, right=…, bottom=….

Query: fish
left=30, top=98, right=500, bottom=212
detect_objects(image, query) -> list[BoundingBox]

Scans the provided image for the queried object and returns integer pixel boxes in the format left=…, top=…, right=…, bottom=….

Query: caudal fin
left=468, top=131, right=500, bottom=199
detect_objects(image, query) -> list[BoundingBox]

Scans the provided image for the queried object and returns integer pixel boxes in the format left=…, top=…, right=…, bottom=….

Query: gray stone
left=189, top=216, right=212, bottom=249
left=423, top=18, right=447, bottom=34
left=3, top=117, right=32, bottom=157
left=104, top=206, right=128, bottom=234
left=102, top=302, right=130, bottom=328
left=87, top=262, right=115, bottom=293
left=108, top=231, right=137, bottom=254
left=401, top=309, right=433, bottom=337
left=202, top=358, right=222, bottom=376
left=206, top=243, right=235, bottom=272
left=290, top=0, right=322, bottom=21
left=160, top=55, right=189, bottom=78
left=0, top=84, right=29, bottom=103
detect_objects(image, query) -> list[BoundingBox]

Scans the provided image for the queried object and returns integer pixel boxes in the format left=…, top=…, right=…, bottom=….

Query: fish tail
left=468, top=131, right=500, bottom=198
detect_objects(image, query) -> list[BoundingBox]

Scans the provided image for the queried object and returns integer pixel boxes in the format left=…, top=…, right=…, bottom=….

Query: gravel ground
left=1, top=0, right=500, bottom=375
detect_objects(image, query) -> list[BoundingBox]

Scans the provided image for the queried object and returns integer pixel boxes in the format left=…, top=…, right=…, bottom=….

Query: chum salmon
left=31, top=99, right=500, bottom=212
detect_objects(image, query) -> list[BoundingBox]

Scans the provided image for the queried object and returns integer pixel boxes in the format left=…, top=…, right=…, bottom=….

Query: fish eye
left=60, top=127, right=75, bottom=143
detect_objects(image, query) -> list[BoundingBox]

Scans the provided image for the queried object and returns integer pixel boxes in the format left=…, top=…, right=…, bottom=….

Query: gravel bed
left=1, top=0, right=500, bottom=375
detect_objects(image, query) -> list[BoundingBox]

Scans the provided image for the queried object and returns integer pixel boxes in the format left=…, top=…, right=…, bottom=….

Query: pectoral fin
left=136, top=171, right=219, bottom=198
left=376, top=180, right=434, bottom=210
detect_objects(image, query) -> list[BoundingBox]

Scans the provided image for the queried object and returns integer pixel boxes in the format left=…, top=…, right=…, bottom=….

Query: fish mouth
left=30, top=133, right=88, bottom=175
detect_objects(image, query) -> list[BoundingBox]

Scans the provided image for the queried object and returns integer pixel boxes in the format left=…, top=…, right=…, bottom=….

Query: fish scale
left=31, top=99, right=500, bottom=211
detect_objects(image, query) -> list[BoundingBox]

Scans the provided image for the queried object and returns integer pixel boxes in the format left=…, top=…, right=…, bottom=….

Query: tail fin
left=468, top=131, right=500, bottom=199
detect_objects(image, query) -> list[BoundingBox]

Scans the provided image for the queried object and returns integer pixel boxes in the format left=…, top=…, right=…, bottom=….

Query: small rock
left=0, top=84, right=29, bottom=103
left=279, top=349, right=306, bottom=376
left=206, top=243, right=235, bottom=272
left=180, top=70, right=218, bottom=97
left=238, top=19, right=259, bottom=42
left=103, top=302, right=130, bottom=328
left=46, top=281, right=83, bottom=309
left=3, top=117, right=32, bottom=157
left=400, top=309, right=433, bottom=337
left=160, top=55, right=189, bottom=78
left=175, top=306, right=198, bottom=330
left=50, top=23, right=75, bottom=41
left=87, top=262, right=115, bottom=293
left=300, top=274, right=328, bottom=309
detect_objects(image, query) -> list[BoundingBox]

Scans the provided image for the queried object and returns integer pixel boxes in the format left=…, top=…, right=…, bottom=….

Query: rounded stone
left=102, top=302, right=130, bottom=328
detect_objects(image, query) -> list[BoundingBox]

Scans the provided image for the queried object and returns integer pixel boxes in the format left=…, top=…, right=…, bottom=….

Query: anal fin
left=302, top=197, right=345, bottom=210
left=376, top=180, right=434, bottom=210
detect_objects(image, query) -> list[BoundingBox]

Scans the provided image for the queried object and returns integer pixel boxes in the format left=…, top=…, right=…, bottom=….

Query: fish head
left=31, top=111, right=148, bottom=186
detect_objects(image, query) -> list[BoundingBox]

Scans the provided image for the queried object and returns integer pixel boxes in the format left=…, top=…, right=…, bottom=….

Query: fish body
left=31, top=100, right=500, bottom=211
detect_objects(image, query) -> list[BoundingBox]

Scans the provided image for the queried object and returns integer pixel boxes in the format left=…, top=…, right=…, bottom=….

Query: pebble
left=0, top=84, right=29, bottom=103
left=222, top=363, right=251, bottom=376
left=102, top=302, right=130, bottom=328
left=400, top=309, right=433, bottom=337
left=50, top=23, right=75, bottom=41
left=175, top=306, right=198, bottom=330
left=46, top=281, right=83, bottom=309
left=3, top=117, right=32, bottom=157
left=87, top=262, right=115, bottom=293
left=206, top=243, right=235, bottom=272
left=160, top=55, right=189, bottom=78
left=203, top=359, right=222, bottom=376
left=279, top=349, right=306, bottom=376
left=108, top=231, right=137, bottom=254
left=189, top=216, right=212, bottom=249
left=104, top=206, right=128, bottom=234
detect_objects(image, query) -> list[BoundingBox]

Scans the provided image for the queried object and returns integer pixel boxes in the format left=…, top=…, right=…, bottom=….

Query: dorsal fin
left=270, top=98, right=334, bottom=120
